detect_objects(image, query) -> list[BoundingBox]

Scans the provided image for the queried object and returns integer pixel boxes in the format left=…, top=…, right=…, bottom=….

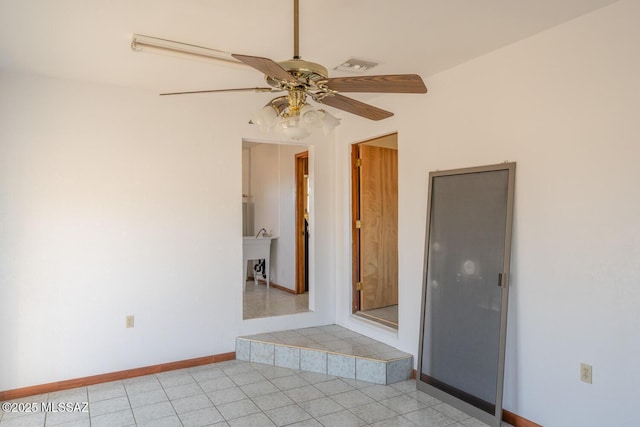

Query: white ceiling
left=0, top=0, right=619, bottom=96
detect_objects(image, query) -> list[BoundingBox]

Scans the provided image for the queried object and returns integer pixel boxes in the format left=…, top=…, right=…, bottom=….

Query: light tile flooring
left=241, top=324, right=409, bottom=360
left=0, top=359, right=505, bottom=427
left=238, top=325, right=413, bottom=384
left=243, top=281, right=309, bottom=320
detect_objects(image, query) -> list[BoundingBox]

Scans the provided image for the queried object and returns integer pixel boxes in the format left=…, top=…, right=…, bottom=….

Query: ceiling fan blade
left=326, top=74, right=427, bottom=93
left=231, top=54, right=297, bottom=83
left=160, top=87, right=275, bottom=96
left=318, top=93, right=393, bottom=121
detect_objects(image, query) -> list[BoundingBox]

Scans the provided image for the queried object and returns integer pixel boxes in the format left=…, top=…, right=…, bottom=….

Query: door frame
left=351, top=144, right=361, bottom=313
left=295, top=151, right=309, bottom=294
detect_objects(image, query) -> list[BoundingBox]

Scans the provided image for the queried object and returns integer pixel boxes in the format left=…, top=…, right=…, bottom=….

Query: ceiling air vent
left=334, top=58, right=378, bottom=73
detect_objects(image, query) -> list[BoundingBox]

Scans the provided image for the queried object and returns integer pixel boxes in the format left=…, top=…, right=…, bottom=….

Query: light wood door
left=359, top=144, right=398, bottom=310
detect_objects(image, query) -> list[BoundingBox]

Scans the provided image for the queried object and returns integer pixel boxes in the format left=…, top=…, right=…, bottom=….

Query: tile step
left=236, top=324, right=413, bottom=385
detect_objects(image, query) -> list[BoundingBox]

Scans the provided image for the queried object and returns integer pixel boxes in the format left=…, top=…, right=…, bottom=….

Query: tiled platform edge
left=236, top=325, right=413, bottom=385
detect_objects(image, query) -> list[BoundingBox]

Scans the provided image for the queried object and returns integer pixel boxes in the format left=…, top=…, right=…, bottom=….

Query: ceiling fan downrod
left=293, top=0, right=300, bottom=59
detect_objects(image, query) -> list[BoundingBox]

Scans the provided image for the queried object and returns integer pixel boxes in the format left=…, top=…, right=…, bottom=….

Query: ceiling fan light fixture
left=279, top=116, right=311, bottom=140
left=300, top=104, right=322, bottom=125
left=251, top=105, right=279, bottom=132
left=320, top=110, right=341, bottom=135
left=251, top=101, right=340, bottom=140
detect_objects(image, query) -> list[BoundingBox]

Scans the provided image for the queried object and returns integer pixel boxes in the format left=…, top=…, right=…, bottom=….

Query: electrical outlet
left=126, top=315, right=135, bottom=328
left=580, top=363, right=592, bottom=384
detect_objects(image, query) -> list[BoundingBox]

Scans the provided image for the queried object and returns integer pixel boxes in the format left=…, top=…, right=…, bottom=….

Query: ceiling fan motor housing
left=266, top=59, right=329, bottom=89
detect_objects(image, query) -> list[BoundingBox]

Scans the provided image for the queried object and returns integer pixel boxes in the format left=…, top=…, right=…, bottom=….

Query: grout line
left=123, top=379, right=136, bottom=426
left=238, top=338, right=411, bottom=363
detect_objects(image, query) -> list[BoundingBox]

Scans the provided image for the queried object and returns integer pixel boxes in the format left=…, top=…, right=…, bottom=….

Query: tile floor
left=243, top=281, right=309, bottom=320
left=0, top=359, right=504, bottom=427
left=237, top=325, right=413, bottom=384
left=238, top=325, right=409, bottom=361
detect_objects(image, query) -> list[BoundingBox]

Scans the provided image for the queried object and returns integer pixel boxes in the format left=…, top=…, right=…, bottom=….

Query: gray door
left=417, top=163, right=515, bottom=427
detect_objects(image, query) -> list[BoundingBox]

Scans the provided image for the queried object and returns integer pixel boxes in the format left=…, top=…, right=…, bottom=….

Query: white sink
left=243, top=236, right=277, bottom=289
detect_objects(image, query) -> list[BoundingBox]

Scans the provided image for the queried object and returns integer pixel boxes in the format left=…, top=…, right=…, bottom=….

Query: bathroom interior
left=242, top=141, right=310, bottom=319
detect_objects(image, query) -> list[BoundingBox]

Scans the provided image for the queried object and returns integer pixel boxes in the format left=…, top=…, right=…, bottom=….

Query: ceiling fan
left=132, top=0, right=427, bottom=138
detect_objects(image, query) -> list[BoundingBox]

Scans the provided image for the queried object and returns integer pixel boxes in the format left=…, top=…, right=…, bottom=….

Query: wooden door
left=358, top=144, right=398, bottom=310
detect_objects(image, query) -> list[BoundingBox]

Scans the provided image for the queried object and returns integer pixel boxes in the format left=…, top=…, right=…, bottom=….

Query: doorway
left=241, top=142, right=310, bottom=320
left=351, top=133, right=399, bottom=328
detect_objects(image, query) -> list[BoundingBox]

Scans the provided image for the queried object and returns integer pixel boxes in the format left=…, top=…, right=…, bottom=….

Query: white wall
left=0, top=71, right=242, bottom=389
left=249, top=143, right=280, bottom=238
left=335, top=1, right=639, bottom=425
left=0, top=71, right=336, bottom=391
left=241, top=148, right=250, bottom=198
